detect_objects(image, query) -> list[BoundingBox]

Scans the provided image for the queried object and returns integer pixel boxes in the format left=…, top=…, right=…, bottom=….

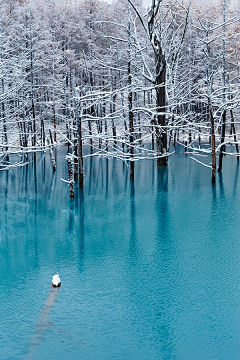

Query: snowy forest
left=1, top=0, right=240, bottom=188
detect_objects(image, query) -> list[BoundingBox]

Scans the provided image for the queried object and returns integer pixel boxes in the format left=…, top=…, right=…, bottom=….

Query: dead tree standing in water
left=218, top=0, right=227, bottom=173
left=128, top=11, right=134, bottom=179
left=75, top=87, right=84, bottom=188
left=128, top=0, right=190, bottom=166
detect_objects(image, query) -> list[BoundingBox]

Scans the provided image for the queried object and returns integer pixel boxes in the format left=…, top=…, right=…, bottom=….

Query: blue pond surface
left=1, top=146, right=240, bottom=359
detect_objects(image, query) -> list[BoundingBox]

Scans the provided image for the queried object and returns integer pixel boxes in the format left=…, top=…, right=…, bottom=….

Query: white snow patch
left=52, top=273, right=61, bottom=286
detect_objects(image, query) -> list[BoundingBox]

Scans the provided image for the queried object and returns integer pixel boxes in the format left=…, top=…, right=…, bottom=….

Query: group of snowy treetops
left=0, top=0, right=240, bottom=187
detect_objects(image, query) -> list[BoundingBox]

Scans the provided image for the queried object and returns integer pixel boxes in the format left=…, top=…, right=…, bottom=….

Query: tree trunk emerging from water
left=148, top=0, right=167, bottom=166
left=217, top=110, right=226, bottom=173
left=218, top=0, right=227, bottom=173
left=209, top=104, right=216, bottom=183
left=29, top=11, right=36, bottom=161
left=66, top=154, right=74, bottom=198
left=78, top=118, right=84, bottom=188
left=230, top=109, right=239, bottom=160
left=48, top=130, right=56, bottom=172
left=128, top=0, right=167, bottom=166
left=128, top=14, right=134, bottom=179
left=155, top=61, right=167, bottom=166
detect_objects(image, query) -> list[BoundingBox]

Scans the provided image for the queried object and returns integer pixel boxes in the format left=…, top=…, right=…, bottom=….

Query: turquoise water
left=1, top=147, right=240, bottom=360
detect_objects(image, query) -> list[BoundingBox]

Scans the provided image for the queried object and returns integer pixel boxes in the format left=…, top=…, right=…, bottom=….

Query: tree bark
left=147, top=0, right=167, bottom=166
left=230, top=109, right=239, bottom=160
left=78, top=117, right=84, bottom=188
left=128, top=15, right=134, bottom=179
left=209, top=104, right=216, bottom=183
left=217, top=110, right=226, bottom=172
left=156, top=61, right=167, bottom=166
left=66, top=155, right=74, bottom=198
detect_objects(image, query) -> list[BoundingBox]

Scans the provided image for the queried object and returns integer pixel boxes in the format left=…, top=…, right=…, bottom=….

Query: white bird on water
left=52, top=273, right=61, bottom=287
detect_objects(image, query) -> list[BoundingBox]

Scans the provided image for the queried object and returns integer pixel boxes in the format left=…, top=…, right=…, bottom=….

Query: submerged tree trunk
left=0, top=12, right=8, bottom=155
left=75, top=87, right=83, bottom=188
left=88, top=117, right=93, bottom=152
left=209, top=104, right=216, bottom=183
left=218, top=0, right=227, bottom=173
left=156, top=62, right=167, bottom=166
left=66, top=154, right=74, bottom=198
left=217, top=110, right=226, bottom=172
left=78, top=116, right=84, bottom=188
left=230, top=109, right=239, bottom=160
left=48, top=129, right=56, bottom=171
left=128, top=14, right=134, bottom=179
left=41, top=117, right=45, bottom=147
left=116, top=45, right=127, bottom=151
left=204, top=20, right=216, bottom=183
left=29, top=11, right=36, bottom=159
left=1, top=78, right=7, bottom=153
left=148, top=0, right=167, bottom=166
left=52, top=30, right=57, bottom=143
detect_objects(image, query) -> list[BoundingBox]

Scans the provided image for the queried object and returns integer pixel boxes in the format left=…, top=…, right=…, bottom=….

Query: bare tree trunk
left=29, top=11, right=36, bottom=160
left=1, top=78, right=7, bottom=152
left=128, top=14, right=134, bottom=179
left=147, top=0, right=167, bottom=165
left=78, top=118, right=83, bottom=188
left=88, top=117, right=93, bottom=152
left=52, top=30, right=57, bottom=143
left=75, top=87, right=84, bottom=188
left=48, top=129, right=56, bottom=171
left=218, top=0, right=227, bottom=173
left=209, top=104, right=216, bottom=183
left=116, top=45, right=127, bottom=151
left=112, top=94, right=117, bottom=148
left=0, top=12, right=8, bottom=154
left=41, top=117, right=45, bottom=147
left=66, top=154, right=74, bottom=198
left=156, top=62, right=167, bottom=166
left=230, top=109, right=239, bottom=160
left=218, top=110, right=226, bottom=172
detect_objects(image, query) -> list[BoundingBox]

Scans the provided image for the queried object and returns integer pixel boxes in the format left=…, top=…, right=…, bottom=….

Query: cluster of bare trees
left=0, top=0, right=240, bottom=191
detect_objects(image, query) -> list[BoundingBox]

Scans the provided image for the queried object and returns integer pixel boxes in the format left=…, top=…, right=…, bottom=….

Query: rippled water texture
left=1, top=147, right=240, bottom=360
